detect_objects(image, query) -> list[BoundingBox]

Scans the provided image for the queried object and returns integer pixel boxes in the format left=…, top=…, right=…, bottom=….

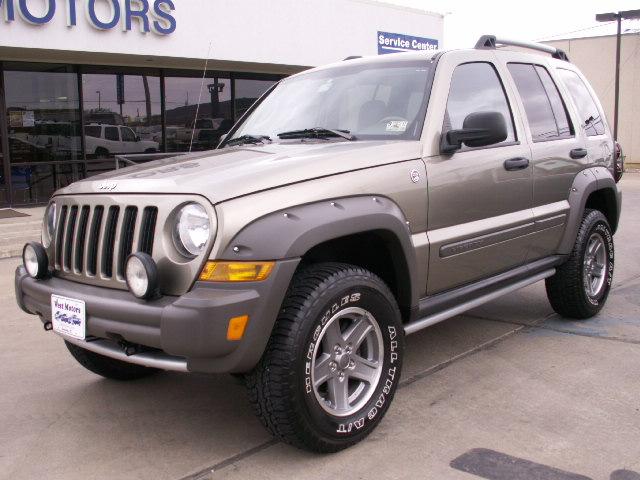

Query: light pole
left=96, top=90, right=101, bottom=110
left=596, top=9, right=640, bottom=141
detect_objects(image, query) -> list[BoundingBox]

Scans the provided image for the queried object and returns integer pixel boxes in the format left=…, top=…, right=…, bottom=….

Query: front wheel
left=546, top=209, right=614, bottom=319
left=246, top=263, right=404, bottom=452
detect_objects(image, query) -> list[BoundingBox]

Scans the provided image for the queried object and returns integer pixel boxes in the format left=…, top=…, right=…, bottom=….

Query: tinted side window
left=444, top=62, right=516, bottom=145
left=121, top=127, right=136, bottom=142
left=508, top=63, right=572, bottom=141
left=535, top=66, right=572, bottom=137
left=105, top=127, right=119, bottom=142
left=84, top=126, right=101, bottom=138
left=557, top=69, right=605, bottom=136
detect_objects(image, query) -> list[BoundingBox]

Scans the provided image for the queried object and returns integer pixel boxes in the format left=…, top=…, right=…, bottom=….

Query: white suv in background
left=84, top=124, right=159, bottom=158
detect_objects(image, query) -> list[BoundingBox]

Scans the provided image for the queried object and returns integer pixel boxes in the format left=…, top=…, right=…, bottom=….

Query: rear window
left=557, top=69, right=605, bottom=136
left=84, top=126, right=101, bottom=138
left=507, top=63, right=572, bottom=142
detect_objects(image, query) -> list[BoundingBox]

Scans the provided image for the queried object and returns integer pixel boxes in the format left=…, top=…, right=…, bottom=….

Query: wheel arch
left=558, top=167, right=622, bottom=254
left=219, top=195, right=421, bottom=316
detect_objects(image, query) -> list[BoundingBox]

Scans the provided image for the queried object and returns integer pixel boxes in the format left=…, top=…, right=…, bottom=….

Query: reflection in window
left=164, top=76, right=232, bottom=152
left=557, top=69, right=605, bottom=137
left=3, top=66, right=82, bottom=203
left=81, top=73, right=162, bottom=176
left=230, top=62, right=431, bottom=142
left=234, top=79, right=276, bottom=119
left=444, top=62, right=516, bottom=144
left=508, top=63, right=572, bottom=142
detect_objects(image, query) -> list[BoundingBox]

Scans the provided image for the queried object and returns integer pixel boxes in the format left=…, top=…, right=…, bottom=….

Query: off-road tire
left=546, top=209, right=614, bottom=319
left=246, top=263, right=404, bottom=453
left=65, top=341, right=159, bottom=381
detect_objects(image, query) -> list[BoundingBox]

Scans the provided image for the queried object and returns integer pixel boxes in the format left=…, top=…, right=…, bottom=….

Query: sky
left=381, top=0, right=640, bottom=49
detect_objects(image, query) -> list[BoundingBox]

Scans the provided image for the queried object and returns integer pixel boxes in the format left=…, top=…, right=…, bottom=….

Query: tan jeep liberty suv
left=16, top=36, right=624, bottom=452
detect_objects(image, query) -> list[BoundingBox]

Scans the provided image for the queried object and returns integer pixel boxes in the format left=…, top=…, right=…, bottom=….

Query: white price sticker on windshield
left=386, top=121, right=408, bottom=132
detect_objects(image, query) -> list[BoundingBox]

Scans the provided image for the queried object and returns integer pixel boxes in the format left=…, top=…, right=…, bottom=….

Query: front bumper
left=15, top=259, right=299, bottom=373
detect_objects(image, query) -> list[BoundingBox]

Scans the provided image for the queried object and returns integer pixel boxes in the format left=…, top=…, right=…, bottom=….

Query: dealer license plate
left=51, top=294, right=86, bottom=340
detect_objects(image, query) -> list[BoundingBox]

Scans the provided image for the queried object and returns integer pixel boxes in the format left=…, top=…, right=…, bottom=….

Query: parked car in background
left=84, top=124, right=159, bottom=157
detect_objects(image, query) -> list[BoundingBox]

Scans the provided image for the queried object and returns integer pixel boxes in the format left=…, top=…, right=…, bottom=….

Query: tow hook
left=118, top=340, right=139, bottom=356
left=43, top=321, right=53, bottom=331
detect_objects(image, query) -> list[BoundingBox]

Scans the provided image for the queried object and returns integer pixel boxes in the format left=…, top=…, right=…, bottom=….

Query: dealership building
left=0, top=0, right=442, bottom=206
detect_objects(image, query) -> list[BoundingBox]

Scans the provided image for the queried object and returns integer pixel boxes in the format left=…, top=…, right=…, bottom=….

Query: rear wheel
left=246, top=263, right=404, bottom=452
left=546, top=209, right=614, bottom=319
left=65, top=341, right=159, bottom=381
left=95, top=147, right=110, bottom=159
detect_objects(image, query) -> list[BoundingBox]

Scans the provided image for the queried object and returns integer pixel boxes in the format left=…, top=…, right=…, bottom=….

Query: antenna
left=189, top=41, right=213, bottom=153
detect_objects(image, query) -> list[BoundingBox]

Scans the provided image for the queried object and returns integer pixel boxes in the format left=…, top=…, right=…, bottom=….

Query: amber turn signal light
left=227, top=315, right=249, bottom=341
left=199, top=261, right=275, bottom=282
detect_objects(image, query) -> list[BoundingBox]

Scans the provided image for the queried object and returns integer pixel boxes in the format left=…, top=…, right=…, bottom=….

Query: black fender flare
left=219, top=195, right=420, bottom=309
left=558, top=167, right=622, bottom=254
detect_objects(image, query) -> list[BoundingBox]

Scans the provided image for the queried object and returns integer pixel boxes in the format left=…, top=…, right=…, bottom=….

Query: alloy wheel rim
left=583, top=232, right=607, bottom=298
left=310, top=306, right=384, bottom=417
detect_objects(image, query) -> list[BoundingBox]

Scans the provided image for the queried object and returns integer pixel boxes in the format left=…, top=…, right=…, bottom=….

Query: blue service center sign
left=0, top=0, right=176, bottom=35
left=378, top=31, right=438, bottom=55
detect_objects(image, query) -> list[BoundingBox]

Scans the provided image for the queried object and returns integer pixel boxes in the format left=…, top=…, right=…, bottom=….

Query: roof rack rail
left=343, top=56, right=362, bottom=61
left=475, top=35, right=570, bottom=62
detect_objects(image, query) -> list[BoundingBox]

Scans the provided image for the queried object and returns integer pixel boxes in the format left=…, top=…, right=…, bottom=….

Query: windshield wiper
left=225, top=134, right=272, bottom=146
left=277, top=128, right=355, bottom=141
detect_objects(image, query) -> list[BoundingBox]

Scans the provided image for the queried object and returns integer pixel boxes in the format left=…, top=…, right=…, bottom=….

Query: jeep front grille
left=49, top=194, right=211, bottom=295
left=54, top=201, right=158, bottom=283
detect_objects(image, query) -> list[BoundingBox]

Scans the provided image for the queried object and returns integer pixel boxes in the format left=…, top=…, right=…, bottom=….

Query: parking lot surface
left=2, top=175, right=639, bottom=480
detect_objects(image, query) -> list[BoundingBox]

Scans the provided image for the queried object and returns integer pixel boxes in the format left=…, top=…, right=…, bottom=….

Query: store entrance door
left=3, top=64, right=82, bottom=206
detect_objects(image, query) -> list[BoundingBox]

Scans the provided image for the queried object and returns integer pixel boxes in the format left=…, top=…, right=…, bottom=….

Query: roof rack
left=343, top=56, right=362, bottom=61
left=475, top=35, right=570, bottom=62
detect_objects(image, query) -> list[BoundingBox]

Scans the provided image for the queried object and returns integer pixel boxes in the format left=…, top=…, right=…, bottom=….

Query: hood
left=58, top=140, right=422, bottom=204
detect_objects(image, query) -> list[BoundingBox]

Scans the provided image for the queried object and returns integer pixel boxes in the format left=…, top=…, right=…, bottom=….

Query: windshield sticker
left=386, top=121, right=408, bottom=132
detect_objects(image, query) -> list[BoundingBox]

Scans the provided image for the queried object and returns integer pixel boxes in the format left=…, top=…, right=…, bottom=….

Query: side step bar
left=61, top=335, right=189, bottom=372
left=404, top=269, right=555, bottom=335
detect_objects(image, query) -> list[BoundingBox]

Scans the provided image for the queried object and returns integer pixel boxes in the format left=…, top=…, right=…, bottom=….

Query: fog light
left=125, top=252, right=159, bottom=299
left=199, top=261, right=274, bottom=282
left=22, top=242, right=48, bottom=279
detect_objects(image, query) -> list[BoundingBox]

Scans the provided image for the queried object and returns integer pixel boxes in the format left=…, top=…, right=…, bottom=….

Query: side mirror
left=135, top=135, right=141, bottom=142
left=440, top=111, right=508, bottom=154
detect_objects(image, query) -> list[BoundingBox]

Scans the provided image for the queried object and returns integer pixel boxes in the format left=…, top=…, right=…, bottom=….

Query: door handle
left=503, top=157, right=530, bottom=171
left=570, top=148, right=588, bottom=159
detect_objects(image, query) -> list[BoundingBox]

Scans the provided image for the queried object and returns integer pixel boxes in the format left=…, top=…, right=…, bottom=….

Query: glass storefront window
left=3, top=65, right=81, bottom=204
left=0, top=120, right=6, bottom=205
left=81, top=72, right=162, bottom=176
left=234, top=78, right=277, bottom=119
left=164, top=75, right=232, bottom=152
left=0, top=64, right=285, bottom=206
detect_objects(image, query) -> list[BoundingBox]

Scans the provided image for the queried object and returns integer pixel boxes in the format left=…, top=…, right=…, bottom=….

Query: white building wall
left=0, top=0, right=443, bottom=72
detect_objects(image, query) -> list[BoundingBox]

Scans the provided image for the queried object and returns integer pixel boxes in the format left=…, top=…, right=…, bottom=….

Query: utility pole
left=596, top=9, right=640, bottom=141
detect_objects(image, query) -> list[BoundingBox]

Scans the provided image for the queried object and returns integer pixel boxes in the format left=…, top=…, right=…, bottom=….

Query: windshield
left=228, top=59, right=432, bottom=143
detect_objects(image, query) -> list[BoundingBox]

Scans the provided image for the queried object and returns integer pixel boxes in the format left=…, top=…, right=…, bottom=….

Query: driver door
left=424, top=54, right=534, bottom=295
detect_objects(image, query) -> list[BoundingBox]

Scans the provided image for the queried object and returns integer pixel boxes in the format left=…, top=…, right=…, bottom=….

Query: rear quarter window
left=84, top=126, right=101, bottom=138
left=557, top=69, right=606, bottom=136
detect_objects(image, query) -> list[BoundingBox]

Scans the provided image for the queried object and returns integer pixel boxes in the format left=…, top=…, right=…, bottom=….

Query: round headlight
left=42, top=202, right=57, bottom=248
left=174, top=203, right=211, bottom=257
left=125, top=253, right=159, bottom=299
left=23, top=242, right=48, bottom=279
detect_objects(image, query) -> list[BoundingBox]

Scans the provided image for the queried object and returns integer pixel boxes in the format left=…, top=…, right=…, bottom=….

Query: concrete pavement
left=1, top=175, right=639, bottom=480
